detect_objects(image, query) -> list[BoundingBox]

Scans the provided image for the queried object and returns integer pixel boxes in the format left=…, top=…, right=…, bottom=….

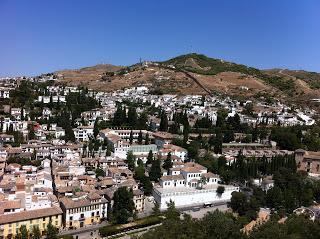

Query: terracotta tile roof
left=152, top=132, right=174, bottom=140
left=202, top=172, right=219, bottom=178
left=0, top=200, right=22, bottom=214
left=0, top=206, right=63, bottom=225
left=60, top=195, right=107, bottom=209
left=160, top=175, right=184, bottom=181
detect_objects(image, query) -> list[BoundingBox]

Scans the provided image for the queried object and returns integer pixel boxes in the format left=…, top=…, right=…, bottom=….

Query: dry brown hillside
left=54, top=54, right=320, bottom=105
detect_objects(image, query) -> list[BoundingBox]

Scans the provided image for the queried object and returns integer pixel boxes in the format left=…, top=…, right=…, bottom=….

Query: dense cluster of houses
left=0, top=76, right=318, bottom=239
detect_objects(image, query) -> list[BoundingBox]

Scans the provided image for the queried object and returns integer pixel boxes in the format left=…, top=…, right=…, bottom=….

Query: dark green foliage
left=140, top=176, right=153, bottom=195
left=31, top=226, right=41, bottom=239
left=46, top=221, right=58, bottom=239
left=127, top=106, right=138, bottom=127
left=129, top=130, right=133, bottom=145
left=141, top=210, right=245, bottom=239
left=112, top=187, right=135, bottom=224
left=17, top=225, right=28, bottom=239
left=249, top=215, right=320, bottom=239
left=126, top=151, right=135, bottom=171
left=214, top=131, right=223, bottom=154
left=93, top=118, right=99, bottom=138
left=10, top=81, right=36, bottom=107
left=146, top=150, right=154, bottom=165
left=66, top=89, right=100, bottom=121
left=99, top=216, right=162, bottom=237
left=229, top=192, right=254, bottom=217
left=159, top=110, right=168, bottom=132
left=194, top=114, right=214, bottom=129
left=145, top=133, right=150, bottom=145
left=149, top=158, right=162, bottom=182
left=28, top=123, right=36, bottom=140
left=152, top=202, right=160, bottom=216
left=163, top=152, right=173, bottom=171
left=270, top=127, right=301, bottom=150
left=95, top=167, right=106, bottom=178
left=138, top=130, right=143, bottom=144
left=163, top=53, right=296, bottom=94
left=164, top=53, right=261, bottom=76
left=6, top=157, right=41, bottom=167
left=113, top=104, right=126, bottom=126
left=165, top=200, right=180, bottom=221
left=216, top=186, right=225, bottom=195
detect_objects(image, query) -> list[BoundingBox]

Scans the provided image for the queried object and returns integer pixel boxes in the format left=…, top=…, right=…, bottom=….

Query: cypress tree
left=163, top=152, right=173, bottom=171
left=146, top=150, right=153, bottom=165
left=149, top=158, right=162, bottom=182
left=138, top=130, right=143, bottom=145
left=159, top=110, right=168, bottom=131
left=145, top=133, right=150, bottom=145
left=129, top=130, right=133, bottom=145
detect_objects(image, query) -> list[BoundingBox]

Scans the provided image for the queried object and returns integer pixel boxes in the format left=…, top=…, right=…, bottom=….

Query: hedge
left=99, top=216, right=162, bottom=237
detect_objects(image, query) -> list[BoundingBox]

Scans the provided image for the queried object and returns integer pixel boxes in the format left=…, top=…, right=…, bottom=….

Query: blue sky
left=0, top=0, right=319, bottom=76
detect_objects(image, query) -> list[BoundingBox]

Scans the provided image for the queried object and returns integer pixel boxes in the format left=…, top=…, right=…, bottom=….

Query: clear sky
left=0, top=0, right=319, bottom=76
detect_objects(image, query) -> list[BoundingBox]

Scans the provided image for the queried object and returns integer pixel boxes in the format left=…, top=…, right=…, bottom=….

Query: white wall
left=153, top=186, right=239, bottom=210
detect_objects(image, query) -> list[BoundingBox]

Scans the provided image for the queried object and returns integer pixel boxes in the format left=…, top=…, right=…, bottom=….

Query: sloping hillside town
left=0, top=74, right=320, bottom=239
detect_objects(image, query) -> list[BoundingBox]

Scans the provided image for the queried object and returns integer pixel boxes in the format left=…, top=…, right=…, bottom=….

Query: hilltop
left=54, top=53, right=320, bottom=104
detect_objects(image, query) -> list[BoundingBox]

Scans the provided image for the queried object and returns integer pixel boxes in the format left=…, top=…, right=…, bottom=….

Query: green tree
left=140, top=176, right=153, bottom=195
left=93, top=118, right=99, bottom=138
left=95, top=167, right=106, bottom=178
left=165, top=200, right=180, bottom=221
left=113, top=187, right=135, bottom=224
left=159, top=110, right=168, bottom=131
left=127, top=106, right=138, bottom=127
left=126, top=151, right=135, bottom=171
left=129, top=130, right=133, bottom=145
left=19, top=225, right=28, bottom=239
left=46, top=221, right=58, bottom=239
left=163, top=152, right=173, bottom=171
left=216, top=186, right=225, bottom=196
left=266, top=186, right=284, bottom=211
left=28, top=123, right=36, bottom=140
left=149, top=158, right=162, bottom=182
left=229, top=191, right=249, bottom=216
left=214, top=131, right=223, bottom=154
left=145, top=133, right=150, bottom=145
left=138, top=130, right=143, bottom=144
left=152, top=202, right=161, bottom=216
left=31, top=226, right=41, bottom=239
left=146, top=150, right=154, bottom=165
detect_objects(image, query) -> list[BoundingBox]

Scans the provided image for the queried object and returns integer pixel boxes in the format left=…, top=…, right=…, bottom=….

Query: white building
left=0, top=88, right=10, bottom=98
left=153, top=162, right=239, bottom=210
left=73, top=126, right=94, bottom=142
left=60, top=193, right=108, bottom=229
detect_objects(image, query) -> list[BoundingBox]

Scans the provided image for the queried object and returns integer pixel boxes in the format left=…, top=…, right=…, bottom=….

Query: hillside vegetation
left=163, top=53, right=296, bottom=95
left=55, top=53, right=320, bottom=104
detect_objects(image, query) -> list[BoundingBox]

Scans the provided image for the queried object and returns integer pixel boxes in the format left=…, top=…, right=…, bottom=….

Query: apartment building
left=0, top=206, right=63, bottom=239
left=60, top=193, right=108, bottom=229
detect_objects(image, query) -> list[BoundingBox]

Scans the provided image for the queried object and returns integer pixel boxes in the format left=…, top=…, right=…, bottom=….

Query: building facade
left=0, top=206, right=63, bottom=239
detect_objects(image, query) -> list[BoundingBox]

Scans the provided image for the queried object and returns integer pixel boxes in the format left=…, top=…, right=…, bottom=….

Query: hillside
left=54, top=53, right=320, bottom=104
